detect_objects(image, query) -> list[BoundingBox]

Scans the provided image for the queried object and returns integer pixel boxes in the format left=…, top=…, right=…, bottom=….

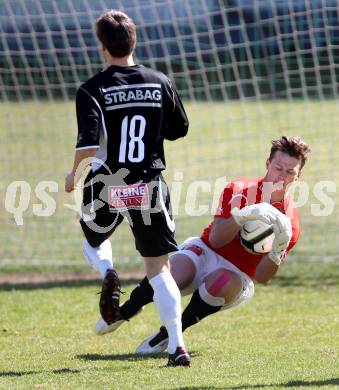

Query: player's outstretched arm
left=65, top=148, right=97, bottom=192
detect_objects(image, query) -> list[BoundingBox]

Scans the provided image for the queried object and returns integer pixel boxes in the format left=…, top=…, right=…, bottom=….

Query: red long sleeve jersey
left=201, top=177, right=300, bottom=280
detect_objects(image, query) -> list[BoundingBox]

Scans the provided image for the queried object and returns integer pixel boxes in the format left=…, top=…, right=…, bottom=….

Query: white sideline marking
left=0, top=256, right=337, bottom=267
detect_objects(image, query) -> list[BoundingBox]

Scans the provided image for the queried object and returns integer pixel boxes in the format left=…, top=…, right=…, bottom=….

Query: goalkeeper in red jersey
left=94, top=136, right=310, bottom=355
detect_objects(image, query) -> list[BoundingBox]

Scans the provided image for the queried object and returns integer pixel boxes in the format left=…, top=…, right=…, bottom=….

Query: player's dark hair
left=96, top=10, right=136, bottom=58
left=269, top=136, right=311, bottom=170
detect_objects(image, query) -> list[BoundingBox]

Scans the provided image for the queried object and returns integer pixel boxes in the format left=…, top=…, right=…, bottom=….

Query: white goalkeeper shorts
left=171, top=237, right=255, bottom=310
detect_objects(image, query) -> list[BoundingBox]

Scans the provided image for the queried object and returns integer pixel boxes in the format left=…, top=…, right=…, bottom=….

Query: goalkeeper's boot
left=167, top=346, right=191, bottom=367
left=94, top=305, right=143, bottom=336
left=135, top=326, right=169, bottom=354
left=99, top=269, right=121, bottom=325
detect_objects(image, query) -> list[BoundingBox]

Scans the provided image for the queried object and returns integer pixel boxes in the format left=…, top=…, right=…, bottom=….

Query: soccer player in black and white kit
left=65, top=10, right=190, bottom=366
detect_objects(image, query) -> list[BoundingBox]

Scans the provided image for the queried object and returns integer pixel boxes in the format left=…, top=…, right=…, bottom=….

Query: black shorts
left=80, top=168, right=178, bottom=257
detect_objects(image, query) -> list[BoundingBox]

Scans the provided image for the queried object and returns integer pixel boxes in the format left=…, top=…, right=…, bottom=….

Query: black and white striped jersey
left=75, top=64, right=188, bottom=173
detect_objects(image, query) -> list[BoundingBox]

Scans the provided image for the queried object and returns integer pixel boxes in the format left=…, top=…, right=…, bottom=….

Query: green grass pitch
left=0, top=100, right=338, bottom=386
left=0, top=261, right=338, bottom=389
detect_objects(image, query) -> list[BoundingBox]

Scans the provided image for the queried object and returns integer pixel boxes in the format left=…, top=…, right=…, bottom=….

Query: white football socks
left=83, top=239, right=113, bottom=278
left=149, top=272, right=184, bottom=354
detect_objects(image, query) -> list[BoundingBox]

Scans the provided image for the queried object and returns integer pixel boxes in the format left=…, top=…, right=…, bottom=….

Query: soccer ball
left=239, top=220, right=275, bottom=254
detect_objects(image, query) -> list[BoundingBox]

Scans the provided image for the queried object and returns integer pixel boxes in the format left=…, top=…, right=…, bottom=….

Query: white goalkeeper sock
left=83, top=239, right=113, bottom=278
left=149, top=272, right=184, bottom=354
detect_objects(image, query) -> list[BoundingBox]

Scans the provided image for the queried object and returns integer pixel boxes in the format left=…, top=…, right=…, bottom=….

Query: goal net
left=0, top=0, right=338, bottom=268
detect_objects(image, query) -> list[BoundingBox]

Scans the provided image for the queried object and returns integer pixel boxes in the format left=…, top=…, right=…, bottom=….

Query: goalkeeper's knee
left=204, top=269, right=254, bottom=310
left=220, top=273, right=254, bottom=311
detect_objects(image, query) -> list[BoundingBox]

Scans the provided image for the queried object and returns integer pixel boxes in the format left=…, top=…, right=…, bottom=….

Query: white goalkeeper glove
left=268, top=213, right=292, bottom=265
left=231, top=203, right=283, bottom=226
